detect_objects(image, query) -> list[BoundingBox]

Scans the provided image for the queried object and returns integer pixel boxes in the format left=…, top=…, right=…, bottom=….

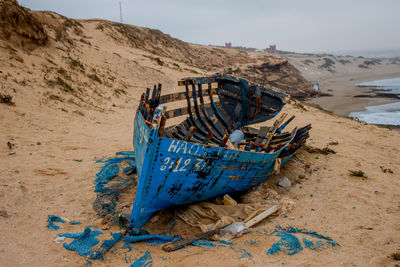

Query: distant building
left=267, top=45, right=277, bottom=53
left=225, top=42, right=232, bottom=48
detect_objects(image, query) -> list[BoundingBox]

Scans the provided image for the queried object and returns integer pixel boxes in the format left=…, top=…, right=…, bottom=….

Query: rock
left=278, top=177, right=291, bottom=187
left=7, top=141, right=13, bottom=149
left=0, top=209, right=9, bottom=218
left=298, top=173, right=306, bottom=179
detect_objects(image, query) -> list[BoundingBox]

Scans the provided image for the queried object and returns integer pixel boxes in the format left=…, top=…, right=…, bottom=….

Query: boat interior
left=137, top=74, right=311, bottom=155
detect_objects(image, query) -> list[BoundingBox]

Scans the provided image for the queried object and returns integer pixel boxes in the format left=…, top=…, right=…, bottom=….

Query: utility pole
left=119, top=1, right=123, bottom=23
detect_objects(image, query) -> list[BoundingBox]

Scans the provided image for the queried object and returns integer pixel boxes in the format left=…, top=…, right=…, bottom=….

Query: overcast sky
left=19, top=0, right=400, bottom=53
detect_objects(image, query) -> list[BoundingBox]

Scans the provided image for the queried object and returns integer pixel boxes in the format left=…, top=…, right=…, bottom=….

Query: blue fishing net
left=93, top=151, right=136, bottom=221
left=192, top=239, right=216, bottom=248
left=280, top=226, right=339, bottom=247
left=124, top=234, right=178, bottom=245
left=94, top=151, right=136, bottom=194
left=47, top=215, right=65, bottom=230
left=89, top=232, right=124, bottom=260
left=59, top=226, right=103, bottom=257
left=130, top=251, right=152, bottom=267
left=47, top=215, right=82, bottom=230
left=59, top=225, right=177, bottom=262
left=267, top=231, right=303, bottom=255
left=267, top=226, right=339, bottom=255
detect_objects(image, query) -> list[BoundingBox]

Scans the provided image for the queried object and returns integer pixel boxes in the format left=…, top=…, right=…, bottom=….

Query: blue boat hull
left=128, top=73, right=310, bottom=228
left=129, top=110, right=294, bottom=227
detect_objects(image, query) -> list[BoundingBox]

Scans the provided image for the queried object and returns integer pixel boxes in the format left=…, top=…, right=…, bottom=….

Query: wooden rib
left=198, top=84, right=224, bottom=138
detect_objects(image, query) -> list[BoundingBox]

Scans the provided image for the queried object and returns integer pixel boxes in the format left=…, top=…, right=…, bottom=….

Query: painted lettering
left=160, top=157, right=170, bottom=171
left=188, top=144, right=200, bottom=155
left=168, top=140, right=180, bottom=153
left=176, top=142, right=188, bottom=154
left=179, top=158, right=191, bottom=172
left=194, top=158, right=204, bottom=171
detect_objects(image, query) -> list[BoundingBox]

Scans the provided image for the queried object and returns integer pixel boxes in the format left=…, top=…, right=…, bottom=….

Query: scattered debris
left=348, top=170, right=367, bottom=178
left=380, top=166, right=394, bottom=174
left=7, top=141, right=14, bottom=149
left=223, top=194, right=237, bottom=206
left=0, top=93, right=15, bottom=106
left=298, top=173, right=306, bottom=179
left=226, top=204, right=280, bottom=238
left=162, top=229, right=219, bottom=252
left=220, top=222, right=250, bottom=239
left=278, top=177, right=292, bottom=187
left=0, top=209, right=9, bottom=218
left=164, top=205, right=280, bottom=251
left=304, top=145, right=336, bottom=155
left=391, top=252, right=400, bottom=261
left=328, top=141, right=339, bottom=146
left=54, top=236, right=66, bottom=244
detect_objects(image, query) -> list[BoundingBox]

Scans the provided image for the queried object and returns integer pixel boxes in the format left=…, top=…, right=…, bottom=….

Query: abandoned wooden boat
left=129, top=73, right=311, bottom=228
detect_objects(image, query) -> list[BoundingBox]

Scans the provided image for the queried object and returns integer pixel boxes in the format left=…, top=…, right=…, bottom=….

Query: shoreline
left=305, top=72, right=400, bottom=116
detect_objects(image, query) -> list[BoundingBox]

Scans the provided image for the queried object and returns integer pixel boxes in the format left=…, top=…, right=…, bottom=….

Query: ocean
left=349, top=77, right=400, bottom=126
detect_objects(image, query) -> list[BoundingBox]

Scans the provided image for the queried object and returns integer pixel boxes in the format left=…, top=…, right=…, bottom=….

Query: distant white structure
left=313, top=81, right=320, bottom=91
left=119, top=1, right=123, bottom=23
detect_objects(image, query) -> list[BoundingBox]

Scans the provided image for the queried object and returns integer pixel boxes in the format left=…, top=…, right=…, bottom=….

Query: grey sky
left=19, top=0, right=400, bottom=53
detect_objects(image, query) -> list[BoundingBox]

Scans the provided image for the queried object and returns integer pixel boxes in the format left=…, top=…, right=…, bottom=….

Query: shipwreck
left=129, top=73, right=311, bottom=228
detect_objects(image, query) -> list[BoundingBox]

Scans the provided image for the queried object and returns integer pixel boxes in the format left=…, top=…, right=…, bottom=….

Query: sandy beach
left=283, top=54, right=400, bottom=116
left=1, top=2, right=400, bottom=266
